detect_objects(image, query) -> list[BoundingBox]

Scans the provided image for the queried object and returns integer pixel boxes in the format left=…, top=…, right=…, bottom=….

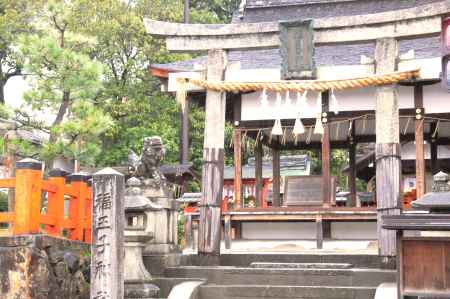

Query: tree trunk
left=0, top=79, right=5, bottom=104
left=47, top=91, right=70, bottom=169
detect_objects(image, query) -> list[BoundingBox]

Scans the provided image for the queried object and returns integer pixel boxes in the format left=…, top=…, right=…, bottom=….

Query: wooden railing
left=0, top=159, right=92, bottom=243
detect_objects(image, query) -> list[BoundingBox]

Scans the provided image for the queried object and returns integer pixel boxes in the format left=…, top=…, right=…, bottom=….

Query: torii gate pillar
left=375, top=38, right=401, bottom=260
left=198, top=49, right=227, bottom=260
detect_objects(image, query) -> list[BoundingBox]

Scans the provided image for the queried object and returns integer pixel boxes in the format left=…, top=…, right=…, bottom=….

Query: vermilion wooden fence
left=0, top=159, right=92, bottom=243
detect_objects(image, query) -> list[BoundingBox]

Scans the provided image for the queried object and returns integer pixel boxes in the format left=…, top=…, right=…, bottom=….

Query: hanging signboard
left=284, top=175, right=323, bottom=206
left=279, top=19, right=316, bottom=80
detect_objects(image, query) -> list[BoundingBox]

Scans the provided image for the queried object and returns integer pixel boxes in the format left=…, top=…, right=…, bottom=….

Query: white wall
left=331, top=222, right=377, bottom=240
left=241, top=221, right=377, bottom=240
left=242, top=222, right=316, bottom=239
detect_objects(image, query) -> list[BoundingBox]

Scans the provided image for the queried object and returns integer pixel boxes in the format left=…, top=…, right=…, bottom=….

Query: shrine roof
left=240, top=0, right=442, bottom=20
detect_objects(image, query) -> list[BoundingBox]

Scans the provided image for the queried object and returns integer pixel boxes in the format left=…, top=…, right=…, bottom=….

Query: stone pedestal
left=125, top=234, right=153, bottom=281
left=124, top=178, right=162, bottom=298
left=143, top=185, right=179, bottom=255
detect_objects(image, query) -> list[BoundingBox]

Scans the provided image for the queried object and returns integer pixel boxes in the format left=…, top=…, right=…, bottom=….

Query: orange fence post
left=14, top=158, right=43, bottom=235
left=45, top=169, right=69, bottom=237
left=67, top=173, right=90, bottom=241
left=84, top=182, right=92, bottom=243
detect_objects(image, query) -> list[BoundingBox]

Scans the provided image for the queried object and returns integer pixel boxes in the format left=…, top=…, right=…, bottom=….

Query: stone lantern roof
left=124, top=177, right=162, bottom=212
left=412, top=171, right=450, bottom=213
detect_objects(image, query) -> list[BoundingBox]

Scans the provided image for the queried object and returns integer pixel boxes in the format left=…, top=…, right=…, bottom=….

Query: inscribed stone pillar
left=91, top=168, right=125, bottom=299
left=199, top=49, right=227, bottom=258
left=375, top=38, right=401, bottom=258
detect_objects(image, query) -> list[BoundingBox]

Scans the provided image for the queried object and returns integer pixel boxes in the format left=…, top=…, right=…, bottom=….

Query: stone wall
left=0, top=235, right=90, bottom=299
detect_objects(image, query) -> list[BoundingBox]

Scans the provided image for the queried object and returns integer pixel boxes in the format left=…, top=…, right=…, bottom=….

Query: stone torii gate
left=144, top=1, right=450, bottom=260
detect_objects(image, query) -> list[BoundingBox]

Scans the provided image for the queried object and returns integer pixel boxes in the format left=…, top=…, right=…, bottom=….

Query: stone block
left=0, top=235, right=90, bottom=299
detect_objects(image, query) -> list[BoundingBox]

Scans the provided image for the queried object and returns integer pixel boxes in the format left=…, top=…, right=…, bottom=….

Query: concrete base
left=143, top=253, right=182, bottom=275
left=148, top=251, right=397, bottom=299
left=145, top=243, right=180, bottom=255
left=199, top=285, right=377, bottom=299
left=179, top=252, right=396, bottom=269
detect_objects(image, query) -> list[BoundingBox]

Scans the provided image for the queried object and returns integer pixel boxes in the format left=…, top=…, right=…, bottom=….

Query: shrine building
left=146, top=0, right=450, bottom=258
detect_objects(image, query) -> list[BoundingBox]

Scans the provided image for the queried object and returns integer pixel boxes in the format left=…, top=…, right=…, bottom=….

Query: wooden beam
left=414, top=85, right=425, bottom=198
left=431, top=122, right=439, bottom=174
left=234, top=129, right=242, bottom=209
left=272, top=148, right=281, bottom=207
left=255, top=140, right=263, bottom=207
left=198, top=49, right=227, bottom=258
left=375, top=38, right=401, bottom=258
left=322, top=91, right=331, bottom=208
left=348, top=121, right=357, bottom=207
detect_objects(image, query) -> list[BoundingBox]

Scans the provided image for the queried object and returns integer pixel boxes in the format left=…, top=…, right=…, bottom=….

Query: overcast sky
left=4, top=76, right=28, bottom=109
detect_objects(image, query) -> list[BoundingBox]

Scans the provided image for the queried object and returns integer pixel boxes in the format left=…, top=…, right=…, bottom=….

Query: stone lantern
left=124, top=177, right=160, bottom=299
left=382, top=171, right=450, bottom=298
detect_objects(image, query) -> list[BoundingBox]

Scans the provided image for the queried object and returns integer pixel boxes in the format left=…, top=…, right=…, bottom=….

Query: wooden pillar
left=224, top=215, right=231, bottom=249
left=316, top=215, right=323, bottom=249
left=183, top=0, right=190, bottom=24
left=13, top=159, right=43, bottom=235
left=430, top=122, right=439, bottom=174
left=68, top=173, right=91, bottom=241
left=414, top=85, right=426, bottom=198
left=375, top=38, right=401, bottom=258
left=272, top=147, right=281, bottom=207
left=185, top=214, right=193, bottom=249
left=321, top=91, right=331, bottom=208
left=198, top=49, right=227, bottom=258
left=348, top=121, right=357, bottom=207
left=233, top=95, right=242, bottom=209
left=180, top=96, right=190, bottom=164
left=255, top=140, right=263, bottom=207
left=46, top=168, right=69, bottom=237
left=234, top=129, right=242, bottom=209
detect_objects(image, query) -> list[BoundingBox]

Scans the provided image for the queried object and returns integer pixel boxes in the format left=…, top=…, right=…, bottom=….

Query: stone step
left=153, top=277, right=207, bottom=298
left=198, top=284, right=377, bottom=299
left=179, top=253, right=395, bottom=269
left=164, top=266, right=395, bottom=287
left=250, top=262, right=353, bottom=269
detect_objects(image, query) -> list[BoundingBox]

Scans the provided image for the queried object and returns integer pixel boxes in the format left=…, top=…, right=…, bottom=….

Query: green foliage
left=0, top=0, right=42, bottom=103
left=190, top=0, right=241, bottom=23
left=15, top=1, right=113, bottom=166
left=0, top=191, right=7, bottom=212
left=4, top=0, right=241, bottom=171
left=177, top=212, right=185, bottom=247
left=330, top=150, right=349, bottom=190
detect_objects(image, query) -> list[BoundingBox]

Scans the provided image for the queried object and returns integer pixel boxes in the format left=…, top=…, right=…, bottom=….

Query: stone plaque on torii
left=144, top=2, right=448, bottom=258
